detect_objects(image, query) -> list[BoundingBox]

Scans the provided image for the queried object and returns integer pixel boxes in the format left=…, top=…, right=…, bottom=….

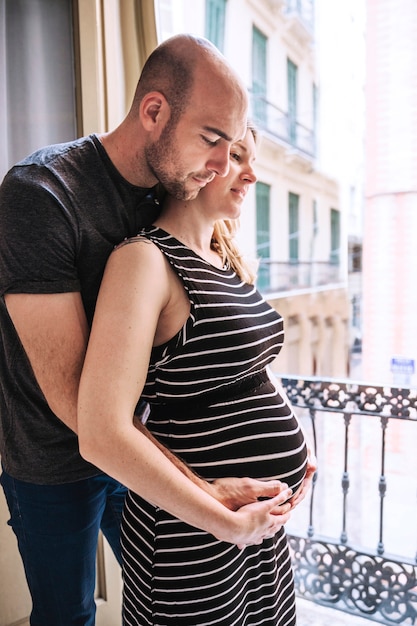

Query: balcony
left=275, top=374, right=417, bottom=625
left=249, top=92, right=316, bottom=160
left=283, top=0, right=315, bottom=33
left=257, top=260, right=341, bottom=294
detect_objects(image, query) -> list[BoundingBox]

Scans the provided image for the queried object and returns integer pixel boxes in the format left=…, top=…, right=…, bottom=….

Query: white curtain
left=102, top=0, right=159, bottom=129
left=0, top=0, right=76, bottom=179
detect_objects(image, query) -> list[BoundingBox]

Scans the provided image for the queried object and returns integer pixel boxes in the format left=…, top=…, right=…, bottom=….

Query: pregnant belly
left=148, top=379, right=308, bottom=494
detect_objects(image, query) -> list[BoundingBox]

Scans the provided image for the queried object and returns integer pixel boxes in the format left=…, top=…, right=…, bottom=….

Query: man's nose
left=207, top=144, right=230, bottom=177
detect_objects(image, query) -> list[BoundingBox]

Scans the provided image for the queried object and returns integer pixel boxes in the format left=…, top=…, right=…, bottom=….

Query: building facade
left=157, top=0, right=350, bottom=379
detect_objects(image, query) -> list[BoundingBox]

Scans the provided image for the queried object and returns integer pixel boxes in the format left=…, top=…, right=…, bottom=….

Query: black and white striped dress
left=121, top=226, right=307, bottom=626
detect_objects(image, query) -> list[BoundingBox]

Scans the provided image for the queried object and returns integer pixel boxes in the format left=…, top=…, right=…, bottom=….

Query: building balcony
left=257, top=260, right=342, bottom=294
left=274, top=373, right=417, bottom=625
left=283, top=0, right=315, bottom=34
left=249, top=92, right=316, bottom=161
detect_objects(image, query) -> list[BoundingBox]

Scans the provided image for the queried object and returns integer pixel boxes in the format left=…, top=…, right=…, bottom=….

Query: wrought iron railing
left=276, top=374, right=417, bottom=624
left=249, top=92, right=316, bottom=158
left=256, top=260, right=341, bottom=293
left=284, top=0, right=315, bottom=32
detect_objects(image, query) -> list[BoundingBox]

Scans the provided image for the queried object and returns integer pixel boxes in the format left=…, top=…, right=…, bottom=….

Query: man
left=0, top=34, right=291, bottom=625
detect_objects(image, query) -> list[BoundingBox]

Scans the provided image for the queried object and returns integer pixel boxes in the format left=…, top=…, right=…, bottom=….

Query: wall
left=362, top=0, right=417, bottom=386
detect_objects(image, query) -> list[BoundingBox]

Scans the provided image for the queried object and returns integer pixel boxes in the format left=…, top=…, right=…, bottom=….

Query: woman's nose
left=241, top=166, right=257, bottom=184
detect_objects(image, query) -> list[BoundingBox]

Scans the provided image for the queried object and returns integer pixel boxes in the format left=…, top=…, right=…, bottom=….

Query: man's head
left=132, top=34, right=248, bottom=200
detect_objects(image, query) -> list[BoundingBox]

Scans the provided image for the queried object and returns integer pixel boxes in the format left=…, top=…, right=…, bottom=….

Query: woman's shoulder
left=109, top=232, right=168, bottom=276
left=114, top=233, right=154, bottom=252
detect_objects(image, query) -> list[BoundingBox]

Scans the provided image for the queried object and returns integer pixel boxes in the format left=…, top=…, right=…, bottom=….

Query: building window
left=349, top=242, right=362, bottom=273
left=287, top=58, right=298, bottom=145
left=289, top=192, right=299, bottom=262
left=351, top=294, right=361, bottom=330
left=312, top=83, right=318, bottom=154
left=256, top=182, right=271, bottom=291
left=205, top=0, right=227, bottom=52
left=312, top=199, right=318, bottom=237
left=252, top=26, right=267, bottom=125
left=330, top=208, right=341, bottom=265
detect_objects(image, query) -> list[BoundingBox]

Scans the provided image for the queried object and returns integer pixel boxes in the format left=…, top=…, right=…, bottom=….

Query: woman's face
left=198, top=128, right=257, bottom=220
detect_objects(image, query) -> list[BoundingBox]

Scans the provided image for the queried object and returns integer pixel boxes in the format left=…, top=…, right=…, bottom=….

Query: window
left=289, top=192, right=299, bottom=262
left=349, top=243, right=362, bottom=273
left=252, top=26, right=267, bottom=125
left=0, top=0, right=77, bottom=177
left=312, top=83, right=318, bottom=154
left=330, top=208, right=341, bottom=265
left=287, top=58, right=298, bottom=145
left=351, top=294, right=361, bottom=330
left=205, top=0, right=227, bottom=52
left=256, top=182, right=271, bottom=291
left=312, top=199, right=318, bottom=237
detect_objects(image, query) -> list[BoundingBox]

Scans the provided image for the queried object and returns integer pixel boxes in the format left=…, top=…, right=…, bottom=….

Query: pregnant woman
left=78, top=126, right=312, bottom=626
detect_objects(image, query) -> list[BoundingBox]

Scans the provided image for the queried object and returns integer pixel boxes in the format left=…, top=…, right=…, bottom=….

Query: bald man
left=0, top=34, right=281, bottom=625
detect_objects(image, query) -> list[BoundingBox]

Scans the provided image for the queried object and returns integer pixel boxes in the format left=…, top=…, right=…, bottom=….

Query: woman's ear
left=140, top=91, right=171, bottom=133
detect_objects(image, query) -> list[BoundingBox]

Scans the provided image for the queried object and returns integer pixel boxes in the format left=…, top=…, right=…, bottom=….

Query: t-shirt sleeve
left=0, top=164, right=81, bottom=296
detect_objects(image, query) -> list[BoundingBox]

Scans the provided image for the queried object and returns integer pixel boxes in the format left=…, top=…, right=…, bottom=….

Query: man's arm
left=5, top=292, right=88, bottom=433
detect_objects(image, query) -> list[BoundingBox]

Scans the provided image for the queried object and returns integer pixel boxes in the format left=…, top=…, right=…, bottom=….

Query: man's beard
left=145, top=125, right=201, bottom=201
left=145, top=122, right=207, bottom=200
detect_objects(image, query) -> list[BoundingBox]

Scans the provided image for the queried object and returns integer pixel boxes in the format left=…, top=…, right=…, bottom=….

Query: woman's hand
left=215, top=486, right=293, bottom=548
left=288, top=450, right=317, bottom=509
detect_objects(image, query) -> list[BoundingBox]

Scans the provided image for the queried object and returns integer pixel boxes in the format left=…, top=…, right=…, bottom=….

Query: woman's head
left=198, top=124, right=257, bottom=221
left=210, top=124, right=259, bottom=284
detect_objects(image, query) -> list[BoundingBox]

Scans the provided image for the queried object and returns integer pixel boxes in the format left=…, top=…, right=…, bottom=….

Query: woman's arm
left=78, top=241, right=292, bottom=545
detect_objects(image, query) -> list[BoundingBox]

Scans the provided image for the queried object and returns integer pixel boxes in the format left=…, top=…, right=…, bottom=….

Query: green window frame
left=330, top=208, right=341, bottom=265
left=289, top=192, right=299, bottom=262
left=252, top=26, right=267, bottom=125
left=287, top=58, right=298, bottom=145
left=256, top=182, right=271, bottom=291
left=205, top=0, right=227, bottom=52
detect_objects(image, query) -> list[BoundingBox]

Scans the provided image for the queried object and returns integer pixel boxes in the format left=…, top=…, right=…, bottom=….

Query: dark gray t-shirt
left=0, top=134, right=160, bottom=484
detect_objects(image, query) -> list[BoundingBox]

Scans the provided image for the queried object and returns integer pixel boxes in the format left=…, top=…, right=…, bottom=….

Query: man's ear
left=140, top=91, right=171, bottom=132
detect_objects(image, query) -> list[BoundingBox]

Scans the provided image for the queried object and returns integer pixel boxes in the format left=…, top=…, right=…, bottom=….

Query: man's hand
left=209, top=476, right=292, bottom=511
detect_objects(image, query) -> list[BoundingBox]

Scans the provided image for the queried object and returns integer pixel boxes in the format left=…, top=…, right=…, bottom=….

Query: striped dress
left=121, top=226, right=307, bottom=626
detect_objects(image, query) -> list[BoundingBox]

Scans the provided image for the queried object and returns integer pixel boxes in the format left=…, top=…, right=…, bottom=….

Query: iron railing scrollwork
left=278, top=375, right=417, bottom=624
left=288, top=536, right=417, bottom=624
left=281, top=377, right=417, bottom=419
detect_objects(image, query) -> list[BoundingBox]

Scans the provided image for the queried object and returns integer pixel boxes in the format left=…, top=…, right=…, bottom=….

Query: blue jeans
left=1, top=469, right=127, bottom=626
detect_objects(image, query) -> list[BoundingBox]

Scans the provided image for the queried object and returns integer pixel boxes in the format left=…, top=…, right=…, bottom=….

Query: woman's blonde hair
left=210, top=123, right=258, bottom=284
